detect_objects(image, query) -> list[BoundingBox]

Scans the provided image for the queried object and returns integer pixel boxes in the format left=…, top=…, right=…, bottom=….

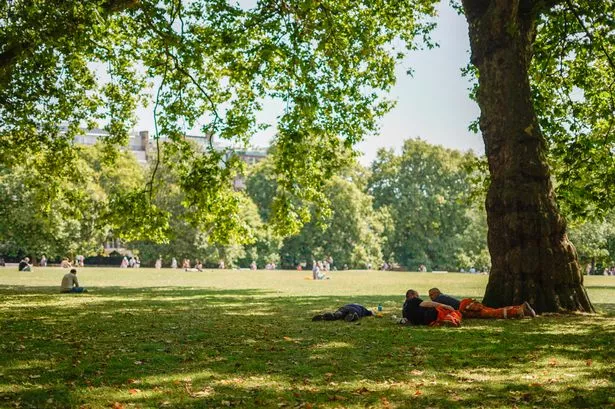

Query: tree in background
left=236, top=195, right=282, bottom=269
left=128, top=144, right=262, bottom=267
left=369, top=139, right=477, bottom=271
left=280, top=175, right=384, bottom=269
left=248, top=159, right=383, bottom=269
left=568, top=210, right=615, bottom=275
left=0, top=144, right=144, bottom=259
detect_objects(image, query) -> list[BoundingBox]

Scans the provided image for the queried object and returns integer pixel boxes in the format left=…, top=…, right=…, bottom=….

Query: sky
left=134, top=1, right=484, bottom=165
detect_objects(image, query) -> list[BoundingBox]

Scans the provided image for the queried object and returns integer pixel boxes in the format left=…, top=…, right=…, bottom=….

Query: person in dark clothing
left=312, top=303, right=373, bottom=322
left=427, top=288, right=461, bottom=310
left=401, top=289, right=461, bottom=327
left=18, top=257, right=32, bottom=272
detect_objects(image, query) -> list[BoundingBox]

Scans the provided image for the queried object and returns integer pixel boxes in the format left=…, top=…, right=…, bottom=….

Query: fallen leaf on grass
left=191, top=387, right=214, bottom=398
left=380, top=397, right=392, bottom=408
left=414, top=390, right=423, bottom=396
left=410, top=370, right=424, bottom=376
left=586, top=359, right=593, bottom=366
left=128, top=389, right=140, bottom=395
left=111, top=403, right=124, bottom=409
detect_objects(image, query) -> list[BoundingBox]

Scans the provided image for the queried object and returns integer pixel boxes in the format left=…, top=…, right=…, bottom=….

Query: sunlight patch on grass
left=224, top=310, right=276, bottom=316
left=310, top=341, right=353, bottom=351
left=1, top=270, right=613, bottom=408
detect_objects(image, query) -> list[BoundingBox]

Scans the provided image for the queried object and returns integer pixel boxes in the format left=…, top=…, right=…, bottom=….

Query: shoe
left=522, top=302, right=536, bottom=318
left=345, top=312, right=359, bottom=322
left=312, top=314, right=325, bottom=321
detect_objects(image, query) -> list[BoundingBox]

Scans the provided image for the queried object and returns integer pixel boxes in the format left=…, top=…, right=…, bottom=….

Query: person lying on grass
left=400, top=289, right=462, bottom=327
left=427, top=287, right=536, bottom=319
left=312, top=303, right=373, bottom=322
left=60, top=269, right=88, bottom=293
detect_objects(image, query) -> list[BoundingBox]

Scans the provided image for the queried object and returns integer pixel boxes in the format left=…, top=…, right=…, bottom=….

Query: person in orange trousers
left=428, top=288, right=536, bottom=319
left=401, top=289, right=462, bottom=327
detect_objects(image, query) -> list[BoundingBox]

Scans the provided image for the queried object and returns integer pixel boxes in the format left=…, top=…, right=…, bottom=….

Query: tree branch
left=564, top=0, right=615, bottom=73
left=0, top=0, right=140, bottom=72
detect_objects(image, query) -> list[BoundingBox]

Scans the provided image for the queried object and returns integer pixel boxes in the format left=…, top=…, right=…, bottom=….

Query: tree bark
left=461, top=0, right=593, bottom=313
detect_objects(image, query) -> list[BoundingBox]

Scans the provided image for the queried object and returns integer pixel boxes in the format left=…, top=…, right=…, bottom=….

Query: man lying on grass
left=312, top=303, right=373, bottom=322
left=400, top=289, right=462, bottom=327
left=428, top=287, right=536, bottom=319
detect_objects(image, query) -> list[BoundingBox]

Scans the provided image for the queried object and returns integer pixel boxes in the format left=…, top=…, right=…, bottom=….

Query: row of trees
left=3, top=138, right=614, bottom=271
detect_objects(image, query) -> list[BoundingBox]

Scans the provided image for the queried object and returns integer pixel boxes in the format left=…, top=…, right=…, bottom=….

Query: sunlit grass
left=0, top=268, right=613, bottom=408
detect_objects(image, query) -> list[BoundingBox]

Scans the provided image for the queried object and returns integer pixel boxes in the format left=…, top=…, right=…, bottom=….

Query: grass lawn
left=0, top=268, right=613, bottom=409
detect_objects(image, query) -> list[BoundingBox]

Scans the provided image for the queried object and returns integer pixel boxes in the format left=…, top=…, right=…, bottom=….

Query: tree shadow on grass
left=0, top=287, right=613, bottom=408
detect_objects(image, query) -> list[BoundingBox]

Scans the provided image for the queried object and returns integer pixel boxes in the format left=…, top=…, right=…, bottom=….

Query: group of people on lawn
left=53, top=266, right=538, bottom=324
left=312, top=287, right=536, bottom=326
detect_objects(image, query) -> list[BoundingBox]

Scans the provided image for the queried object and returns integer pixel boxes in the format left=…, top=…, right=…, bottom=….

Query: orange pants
left=459, top=298, right=524, bottom=319
left=429, top=307, right=462, bottom=327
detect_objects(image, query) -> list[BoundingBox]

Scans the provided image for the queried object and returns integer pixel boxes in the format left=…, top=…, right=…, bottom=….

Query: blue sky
left=135, top=1, right=483, bottom=165
left=355, top=1, right=483, bottom=164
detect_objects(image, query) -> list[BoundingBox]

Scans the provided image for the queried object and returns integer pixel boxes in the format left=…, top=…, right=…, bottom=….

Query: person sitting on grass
left=400, top=289, right=462, bottom=327
left=18, top=257, right=33, bottom=272
left=427, top=287, right=536, bottom=319
left=312, top=303, right=373, bottom=322
left=60, top=269, right=88, bottom=293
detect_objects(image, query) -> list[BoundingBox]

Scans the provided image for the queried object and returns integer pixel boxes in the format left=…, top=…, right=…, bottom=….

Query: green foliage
left=568, top=209, right=615, bottom=267
left=247, top=159, right=384, bottom=269
left=128, top=146, right=264, bottom=267
left=369, top=139, right=484, bottom=270
left=0, top=0, right=439, bottom=241
left=0, top=145, right=145, bottom=258
left=279, top=175, right=384, bottom=269
left=529, top=1, right=615, bottom=222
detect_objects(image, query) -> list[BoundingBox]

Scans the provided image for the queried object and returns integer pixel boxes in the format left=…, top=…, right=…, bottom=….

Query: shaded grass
left=0, top=269, right=613, bottom=408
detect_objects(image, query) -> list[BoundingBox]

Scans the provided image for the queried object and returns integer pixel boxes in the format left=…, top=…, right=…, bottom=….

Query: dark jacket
left=402, top=298, right=437, bottom=325
left=433, top=294, right=461, bottom=310
left=341, top=304, right=373, bottom=317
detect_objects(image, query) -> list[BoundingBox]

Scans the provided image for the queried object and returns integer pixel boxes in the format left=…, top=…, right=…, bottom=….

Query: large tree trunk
left=461, top=0, right=593, bottom=313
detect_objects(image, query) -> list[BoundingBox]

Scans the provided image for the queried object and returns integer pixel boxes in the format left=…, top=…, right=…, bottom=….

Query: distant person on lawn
left=312, top=303, right=373, bottom=322
left=427, top=288, right=536, bottom=319
left=18, top=257, right=33, bottom=271
left=60, top=269, right=88, bottom=293
left=401, top=289, right=462, bottom=327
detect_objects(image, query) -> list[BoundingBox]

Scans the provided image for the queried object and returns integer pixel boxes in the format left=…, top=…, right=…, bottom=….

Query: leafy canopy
left=0, top=0, right=438, bottom=240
